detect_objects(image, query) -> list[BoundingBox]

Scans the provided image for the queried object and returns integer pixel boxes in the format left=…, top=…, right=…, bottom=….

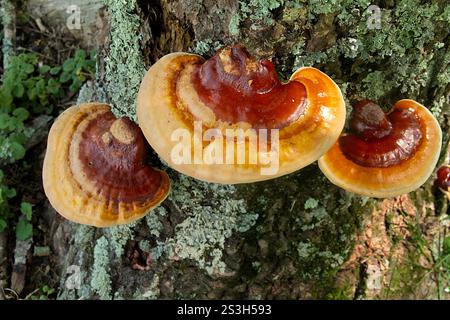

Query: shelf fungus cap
left=137, top=45, right=345, bottom=183
left=42, top=103, right=170, bottom=227
left=319, top=99, right=442, bottom=198
left=435, top=165, right=450, bottom=199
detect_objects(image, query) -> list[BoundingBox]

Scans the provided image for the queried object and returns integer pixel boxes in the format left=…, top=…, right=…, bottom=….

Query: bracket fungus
left=137, top=45, right=345, bottom=183
left=319, top=99, right=442, bottom=198
left=435, top=165, right=450, bottom=199
left=43, top=103, right=170, bottom=227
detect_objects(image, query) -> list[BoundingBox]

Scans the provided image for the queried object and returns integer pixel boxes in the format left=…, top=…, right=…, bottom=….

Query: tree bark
left=40, top=0, right=450, bottom=299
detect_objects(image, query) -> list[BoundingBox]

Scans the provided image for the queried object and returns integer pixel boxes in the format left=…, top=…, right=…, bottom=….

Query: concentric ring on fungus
left=137, top=45, right=346, bottom=183
left=319, top=99, right=442, bottom=198
left=43, top=103, right=170, bottom=227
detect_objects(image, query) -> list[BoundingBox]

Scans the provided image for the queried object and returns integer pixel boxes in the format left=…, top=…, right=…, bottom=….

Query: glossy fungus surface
left=137, top=45, right=346, bottom=183
left=319, top=99, right=442, bottom=198
left=340, top=100, right=423, bottom=167
left=436, top=165, right=450, bottom=191
left=43, top=103, right=170, bottom=227
left=191, top=45, right=307, bottom=129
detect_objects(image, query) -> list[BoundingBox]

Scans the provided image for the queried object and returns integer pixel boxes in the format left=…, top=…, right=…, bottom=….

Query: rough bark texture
left=25, top=0, right=105, bottom=49
left=0, top=0, right=15, bottom=300
left=34, top=0, right=450, bottom=299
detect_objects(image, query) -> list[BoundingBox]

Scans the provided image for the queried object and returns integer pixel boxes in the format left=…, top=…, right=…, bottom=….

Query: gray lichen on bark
left=51, top=0, right=449, bottom=299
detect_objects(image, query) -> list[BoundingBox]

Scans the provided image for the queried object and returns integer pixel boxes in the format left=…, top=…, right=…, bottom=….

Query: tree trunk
left=40, top=0, right=449, bottom=299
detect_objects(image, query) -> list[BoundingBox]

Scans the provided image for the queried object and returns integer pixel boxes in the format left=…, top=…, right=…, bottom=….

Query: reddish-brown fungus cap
left=435, top=166, right=450, bottom=199
left=191, top=44, right=308, bottom=129
left=42, top=103, right=170, bottom=227
left=319, top=99, right=442, bottom=198
left=137, top=45, right=346, bottom=183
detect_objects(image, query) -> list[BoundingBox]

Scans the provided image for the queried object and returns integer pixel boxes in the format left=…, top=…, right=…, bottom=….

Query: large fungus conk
left=137, top=45, right=345, bottom=183
left=43, top=103, right=170, bottom=227
left=319, top=99, right=442, bottom=198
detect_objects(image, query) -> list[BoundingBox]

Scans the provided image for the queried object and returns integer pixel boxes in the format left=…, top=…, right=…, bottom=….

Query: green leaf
left=69, top=76, right=84, bottom=92
left=13, top=108, right=30, bottom=122
left=5, top=116, right=19, bottom=131
left=47, top=78, right=61, bottom=95
left=9, top=141, right=26, bottom=160
left=13, top=83, right=25, bottom=98
left=20, top=202, right=33, bottom=221
left=74, top=49, right=86, bottom=61
left=83, top=60, right=96, bottom=72
left=0, top=219, right=6, bottom=233
left=59, top=72, right=72, bottom=83
left=3, top=78, right=15, bottom=92
left=4, top=187, right=16, bottom=198
left=75, top=66, right=82, bottom=76
left=36, top=78, right=46, bottom=93
left=0, top=90, right=14, bottom=112
left=443, top=236, right=450, bottom=255
left=0, top=113, right=10, bottom=129
left=16, top=219, right=33, bottom=241
left=39, top=65, right=51, bottom=74
left=49, top=66, right=61, bottom=75
left=62, top=59, right=76, bottom=72
left=23, top=63, right=35, bottom=74
left=10, top=132, right=28, bottom=146
left=42, top=286, right=55, bottom=295
left=24, top=78, right=36, bottom=89
left=27, top=87, right=37, bottom=101
left=38, top=94, right=49, bottom=106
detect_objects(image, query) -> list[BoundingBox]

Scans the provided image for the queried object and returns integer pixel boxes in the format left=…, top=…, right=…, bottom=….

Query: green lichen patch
left=107, top=222, right=137, bottom=258
left=225, top=168, right=369, bottom=298
left=145, top=207, right=166, bottom=238
left=57, top=224, right=97, bottom=300
left=1, top=0, right=15, bottom=68
left=150, top=174, right=259, bottom=276
left=91, top=236, right=113, bottom=299
left=191, top=39, right=224, bottom=56
left=103, top=0, right=145, bottom=119
left=304, top=197, right=319, bottom=210
left=289, top=0, right=450, bottom=112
